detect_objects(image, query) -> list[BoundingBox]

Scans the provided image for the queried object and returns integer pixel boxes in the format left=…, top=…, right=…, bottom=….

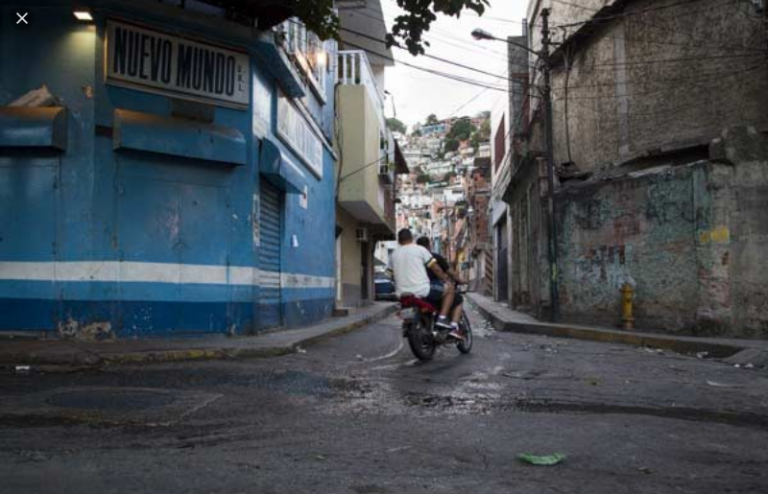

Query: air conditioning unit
left=355, top=227, right=369, bottom=242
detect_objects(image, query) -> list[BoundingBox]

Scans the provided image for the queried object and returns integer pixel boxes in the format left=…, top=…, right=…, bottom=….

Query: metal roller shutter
left=259, top=181, right=283, bottom=329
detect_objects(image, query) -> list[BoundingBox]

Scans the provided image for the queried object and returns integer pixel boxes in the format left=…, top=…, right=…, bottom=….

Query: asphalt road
left=1, top=306, right=767, bottom=494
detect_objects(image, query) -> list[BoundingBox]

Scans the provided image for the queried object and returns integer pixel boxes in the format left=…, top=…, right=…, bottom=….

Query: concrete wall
left=336, top=207, right=364, bottom=307
left=545, top=0, right=768, bottom=170
left=508, top=160, right=547, bottom=315
left=557, top=164, right=699, bottom=331
left=0, top=2, right=336, bottom=337
left=337, top=84, right=386, bottom=223
left=704, top=127, right=768, bottom=336
left=556, top=127, right=768, bottom=337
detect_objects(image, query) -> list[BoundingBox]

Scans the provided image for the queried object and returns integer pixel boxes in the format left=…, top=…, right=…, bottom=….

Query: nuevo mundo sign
left=105, top=20, right=249, bottom=109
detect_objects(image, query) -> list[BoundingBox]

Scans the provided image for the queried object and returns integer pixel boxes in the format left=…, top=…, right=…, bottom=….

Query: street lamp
left=470, top=28, right=494, bottom=41
left=471, top=12, right=560, bottom=321
left=471, top=28, right=540, bottom=57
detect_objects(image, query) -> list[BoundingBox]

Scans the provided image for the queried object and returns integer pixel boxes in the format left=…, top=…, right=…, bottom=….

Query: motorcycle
left=398, top=285, right=473, bottom=361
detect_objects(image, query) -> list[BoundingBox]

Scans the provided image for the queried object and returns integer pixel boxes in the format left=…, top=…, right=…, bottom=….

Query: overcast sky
left=379, top=0, right=529, bottom=130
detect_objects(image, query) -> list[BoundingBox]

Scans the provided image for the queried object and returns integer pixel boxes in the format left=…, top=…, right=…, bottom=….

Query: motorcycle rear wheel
left=407, top=319, right=436, bottom=361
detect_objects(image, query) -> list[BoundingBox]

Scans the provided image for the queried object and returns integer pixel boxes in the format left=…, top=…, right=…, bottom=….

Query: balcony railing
left=338, top=50, right=386, bottom=135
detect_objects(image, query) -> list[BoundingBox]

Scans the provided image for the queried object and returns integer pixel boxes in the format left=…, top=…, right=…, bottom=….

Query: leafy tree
left=411, top=129, right=422, bottom=137
left=386, top=118, right=407, bottom=134
left=425, top=114, right=439, bottom=125
left=222, top=1, right=489, bottom=56
left=416, top=174, right=431, bottom=184
left=470, top=132, right=480, bottom=151
left=478, top=119, right=491, bottom=140
left=444, top=138, right=460, bottom=153
left=387, top=0, right=490, bottom=55
left=476, top=110, right=491, bottom=119
left=447, top=118, right=475, bottom=141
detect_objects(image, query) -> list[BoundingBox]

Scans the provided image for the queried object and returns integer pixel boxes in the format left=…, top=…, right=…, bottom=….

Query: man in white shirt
left=388, top=228, right=457, bottom=332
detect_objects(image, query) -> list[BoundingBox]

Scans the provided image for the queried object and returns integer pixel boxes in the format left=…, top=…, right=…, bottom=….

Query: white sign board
left=105, top=20, right=249, bottom=109
left=277, top=94, right=323, bottom=178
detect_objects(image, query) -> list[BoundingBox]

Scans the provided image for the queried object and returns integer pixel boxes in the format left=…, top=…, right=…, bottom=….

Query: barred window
left=283, top=20, right=331, bottom=102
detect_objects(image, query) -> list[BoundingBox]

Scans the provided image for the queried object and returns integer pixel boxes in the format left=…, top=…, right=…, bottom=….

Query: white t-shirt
left=389, top=243, right=435, bottom=297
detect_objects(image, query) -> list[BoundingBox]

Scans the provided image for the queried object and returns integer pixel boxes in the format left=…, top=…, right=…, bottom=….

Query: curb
left=1, top=304, right=398, bottom=369
left=466, top=296, right=747, bottom=358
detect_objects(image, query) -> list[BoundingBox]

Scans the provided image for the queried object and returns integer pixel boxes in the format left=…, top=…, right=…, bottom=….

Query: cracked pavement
left=1, top=307, right=767, bottom=493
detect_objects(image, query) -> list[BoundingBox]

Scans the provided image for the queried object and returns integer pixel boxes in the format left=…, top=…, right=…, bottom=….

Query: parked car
left=374, top=273, right=396, bottom=301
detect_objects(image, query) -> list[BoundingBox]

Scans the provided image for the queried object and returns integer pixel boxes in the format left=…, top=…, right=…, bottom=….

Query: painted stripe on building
left=0, top=262, right=333, bottom=288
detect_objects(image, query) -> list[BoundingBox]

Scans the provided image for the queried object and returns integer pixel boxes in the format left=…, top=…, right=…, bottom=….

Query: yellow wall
left=337, top=207, right=362, bottom=289
left=336, top=85, right=386, bottom=222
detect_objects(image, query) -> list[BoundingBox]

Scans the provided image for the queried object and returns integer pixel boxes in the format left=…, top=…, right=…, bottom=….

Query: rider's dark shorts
left=425, top=282, right=463, bottom=309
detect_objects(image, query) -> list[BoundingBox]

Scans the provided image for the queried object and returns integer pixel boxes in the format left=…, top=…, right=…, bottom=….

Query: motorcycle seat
left=399, top=294, right=437, bottom=313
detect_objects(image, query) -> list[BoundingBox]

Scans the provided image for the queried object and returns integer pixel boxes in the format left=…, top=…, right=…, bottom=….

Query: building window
left=494, top=116, right=505, bottom=172
left=282, top=20, right=330, bottom=102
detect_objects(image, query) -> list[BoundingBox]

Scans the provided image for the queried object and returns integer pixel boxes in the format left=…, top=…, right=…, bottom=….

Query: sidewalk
left=0, top=303, right=397, bottom=370
left=467, top=292, right=768, bottom=366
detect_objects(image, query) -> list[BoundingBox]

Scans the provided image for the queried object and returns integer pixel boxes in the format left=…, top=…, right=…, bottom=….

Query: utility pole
left=541, top=8, right=560, bottom=321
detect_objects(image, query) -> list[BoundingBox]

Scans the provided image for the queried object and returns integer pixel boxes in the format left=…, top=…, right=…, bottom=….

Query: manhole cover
left=46, top=389, right=175, bottom=411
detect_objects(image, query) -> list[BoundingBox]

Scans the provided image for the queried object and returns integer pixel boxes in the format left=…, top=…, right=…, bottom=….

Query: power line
left=336, top=78, right=521, bottom=184
left=342, top=5, right=510, bottom=59
left=338, top=39, right=511, bottom=93
left=448, top=87, right=491, bottom=118
left=379, top=0, right=763, bottom=62
left=550, top=0, right=767, bottom=57
left=552, top=0, right=710, bottom=29
left=552, top=61, right=765, bottom=93
left=338, top=153, right=390, bottom=182
left=551, top=0, right=601, bottom=11
left=284, top=20, right=513, bottom=91
left=425, top=30, right=510, bottom=61
left=555, top=64, right=765, bottom=102
left=567, top=51, right=765, bottom=70
left=338, top=26, right=511, bottom=81
left=429, top=25, right=509, bottom=56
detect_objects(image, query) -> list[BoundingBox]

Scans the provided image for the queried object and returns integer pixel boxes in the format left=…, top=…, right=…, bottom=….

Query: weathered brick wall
left=556, top=164, right=700, bottom=332
left=703, top=127, right=768, bottom=336
left=547, top=0, right=768, bottom=170
left=555, top=127, right=768, bottom=337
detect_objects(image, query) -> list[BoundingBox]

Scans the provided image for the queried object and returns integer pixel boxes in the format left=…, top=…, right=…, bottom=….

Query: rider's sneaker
left=435, top=316, right=452, bottom=331
left=448, top=325, right=464, bottom=341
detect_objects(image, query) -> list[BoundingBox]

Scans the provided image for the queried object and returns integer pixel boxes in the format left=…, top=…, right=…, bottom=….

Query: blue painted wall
left=0, top=2, right=336, bottom=337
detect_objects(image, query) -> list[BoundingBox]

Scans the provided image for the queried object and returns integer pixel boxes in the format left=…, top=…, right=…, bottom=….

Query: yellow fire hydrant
left=621, top=283, right=635, bottom=330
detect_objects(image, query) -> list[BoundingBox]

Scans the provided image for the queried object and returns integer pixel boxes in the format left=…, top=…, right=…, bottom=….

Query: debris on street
left=518, top=453, right=566, bottom=466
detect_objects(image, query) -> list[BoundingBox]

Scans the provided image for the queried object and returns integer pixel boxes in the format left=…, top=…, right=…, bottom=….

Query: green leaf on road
left=518, top=453, right=566, bottom=466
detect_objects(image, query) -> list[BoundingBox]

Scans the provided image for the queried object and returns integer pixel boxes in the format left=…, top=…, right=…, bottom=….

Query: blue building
left=0, top=0, right=338, bottom=338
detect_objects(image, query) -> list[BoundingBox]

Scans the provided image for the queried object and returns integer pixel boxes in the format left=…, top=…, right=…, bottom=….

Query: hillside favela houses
left=395, top=113, right=493, bottom=295
left=490, top=0, right=768, bottom=337
left=0, top=0, right=404, bottom=338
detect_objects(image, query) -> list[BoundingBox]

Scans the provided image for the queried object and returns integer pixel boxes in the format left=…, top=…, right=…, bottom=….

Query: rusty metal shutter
left=258, top=181, right=283, bottom=329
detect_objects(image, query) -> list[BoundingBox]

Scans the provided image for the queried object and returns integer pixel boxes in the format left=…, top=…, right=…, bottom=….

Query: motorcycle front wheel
left=457, top=312, right=473, bottom=354
left=407, top=318, right=436, bottom=361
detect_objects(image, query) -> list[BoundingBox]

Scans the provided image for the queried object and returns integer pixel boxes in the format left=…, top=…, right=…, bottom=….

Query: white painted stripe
left=0, top=262, right=334, bottom=289
left=229, top=266, right=256, bottom=285
left=0, top=262, right=55, bottom=281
